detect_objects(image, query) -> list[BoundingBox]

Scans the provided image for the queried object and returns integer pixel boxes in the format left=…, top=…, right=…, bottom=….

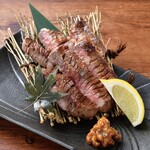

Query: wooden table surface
left=0, top=0, right=150, bottom=150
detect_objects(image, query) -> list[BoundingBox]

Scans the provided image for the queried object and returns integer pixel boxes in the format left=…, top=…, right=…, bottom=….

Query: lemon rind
left=100, top=79, right=145, bottom=127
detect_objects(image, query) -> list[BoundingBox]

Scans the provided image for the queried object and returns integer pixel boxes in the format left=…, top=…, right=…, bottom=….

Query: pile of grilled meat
left=22, top=19, right=118, bottom=119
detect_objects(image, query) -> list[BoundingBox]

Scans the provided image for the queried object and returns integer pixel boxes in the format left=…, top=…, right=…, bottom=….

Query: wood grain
left=0, top=0, right=150, bottom=150
left=0, top=118, right=66, bottom=150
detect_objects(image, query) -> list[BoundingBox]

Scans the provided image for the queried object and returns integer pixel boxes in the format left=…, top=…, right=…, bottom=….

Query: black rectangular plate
left=0, top=32, right=150, bottom=150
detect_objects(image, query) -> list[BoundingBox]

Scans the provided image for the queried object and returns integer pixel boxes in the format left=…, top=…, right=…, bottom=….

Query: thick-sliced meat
left=48, top=48, right=113, bottom=112
left=38, top=28, right=68, bottom=57
left=69, top=19, right=106, bottom=55
left=56, top=74, right=98, bottom=118
left=22, top=38, right=48, bottom=67
left=73, top=41, right=116, bottom=79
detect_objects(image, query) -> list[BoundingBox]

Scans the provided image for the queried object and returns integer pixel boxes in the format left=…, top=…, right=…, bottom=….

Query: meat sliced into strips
left=73, top=40, right=116, bottom=79
left=69, top=19, right=106, bottom=55
left=22, top=38, right=48, bottom=67
left=66, top=20, right=116, bottom=79
left=22, top=19, right=117, bottom=119
left=56, top=74, right=98, bottom=118
left=48, top=48, right=113, bottom=112
left=38, top=28, right=68, bottom=57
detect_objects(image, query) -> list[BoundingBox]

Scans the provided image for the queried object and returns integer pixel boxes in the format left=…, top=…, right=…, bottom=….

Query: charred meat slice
left=73, top=40, right=116, bottom=79
left=56, top=74, right=98, bottom=118
left=22, top=38, right=48, bottom=67
left=69, top=19, right=106, bottom=54
left=48, top=48, right=113, bottom=112
left=38, top=28, right=68, bottom=57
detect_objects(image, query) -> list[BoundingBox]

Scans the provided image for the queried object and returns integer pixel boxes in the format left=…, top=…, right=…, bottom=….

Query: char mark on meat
left=49, top=48, right=113, bottom=112
left=69, top=19, right=106, bottom=54
left=38, top=28, right=68, bottom=56
left=22, top=38, right=48, bottom=67
left=56, top=74, right=98, bottom=118
left=73, top=40, right=116, bottom=79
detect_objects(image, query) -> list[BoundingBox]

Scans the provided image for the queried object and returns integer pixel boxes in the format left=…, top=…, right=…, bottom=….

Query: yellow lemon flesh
left=100, top=79, right=145, bottom=127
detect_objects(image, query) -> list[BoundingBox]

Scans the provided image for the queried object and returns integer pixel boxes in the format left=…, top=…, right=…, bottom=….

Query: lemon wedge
left=100, top=78, right=145, bottom=127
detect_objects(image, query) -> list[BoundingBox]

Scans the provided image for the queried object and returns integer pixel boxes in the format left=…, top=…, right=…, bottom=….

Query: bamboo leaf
left=24, top=82, right=37, bottom=96
left=29, top=3, right=59, bottom=33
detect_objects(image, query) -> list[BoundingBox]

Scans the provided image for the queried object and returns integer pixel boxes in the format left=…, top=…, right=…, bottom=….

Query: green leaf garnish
left=29, top=3, right=59, bottom=33
left=41, top=92, right=68, bottom=101
left=24, top=82, right=37, bottom=96
left=24, top=96, right=36, bottom=102
left=42, top=69, right=57, bottom=93
left=24, top=67, right=66, bottom=108
left=34, top=66, right=45, bottom=93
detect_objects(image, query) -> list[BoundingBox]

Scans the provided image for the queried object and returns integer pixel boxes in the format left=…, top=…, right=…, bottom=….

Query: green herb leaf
left=41, top=92, right=68, bottom=101
left=24, top=82, right=37, bottom=96
left=34, top=66, right=45, bottom=93
left=29, top=3, right=59, bottom=33
left=42, top=69, right=57, bottom=93
left=24, top=96, right=36, bottom=102
left=24, top=67, right=66, bottom=106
